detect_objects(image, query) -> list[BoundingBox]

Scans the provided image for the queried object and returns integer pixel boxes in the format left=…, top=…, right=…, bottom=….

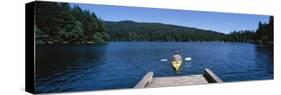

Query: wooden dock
left=135, top=68, right=223, bottom=88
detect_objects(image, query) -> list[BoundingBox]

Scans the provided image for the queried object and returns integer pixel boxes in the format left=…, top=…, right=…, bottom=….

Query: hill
left=104, top=20, right=226, bottom=41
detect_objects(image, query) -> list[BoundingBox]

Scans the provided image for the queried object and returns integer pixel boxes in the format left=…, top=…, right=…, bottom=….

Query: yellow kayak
left=172, top=60, right=182, bottom=72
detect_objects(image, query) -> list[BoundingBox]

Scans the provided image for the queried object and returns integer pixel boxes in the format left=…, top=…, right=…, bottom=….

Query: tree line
left=105, top=16, right=273, bottom=44
left=35, top=2, right=109, bottom=44
left=105, top=21, right=225, bottom=42
left=225, top=16, right=273, bottom=44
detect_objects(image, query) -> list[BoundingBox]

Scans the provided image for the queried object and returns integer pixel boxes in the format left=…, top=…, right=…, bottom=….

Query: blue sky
left=71, top=3, right=270, bottom=34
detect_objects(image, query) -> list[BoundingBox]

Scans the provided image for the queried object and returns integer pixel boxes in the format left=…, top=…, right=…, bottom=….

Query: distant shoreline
left=36, top=40, right=273, bottom=45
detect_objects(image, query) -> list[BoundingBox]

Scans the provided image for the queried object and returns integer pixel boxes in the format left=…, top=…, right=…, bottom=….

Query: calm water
left=36, top=42, right=273, bottom=93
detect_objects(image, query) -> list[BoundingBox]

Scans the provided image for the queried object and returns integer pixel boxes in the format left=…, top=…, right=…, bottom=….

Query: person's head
left=175, top=51, right=179, bottom=54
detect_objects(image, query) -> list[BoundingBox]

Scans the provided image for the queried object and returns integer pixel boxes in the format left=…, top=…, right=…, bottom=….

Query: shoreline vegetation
left=35, top=2, right=273, bottom=45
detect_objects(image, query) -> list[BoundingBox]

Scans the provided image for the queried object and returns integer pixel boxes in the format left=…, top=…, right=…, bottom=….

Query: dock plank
left=134, top=68, right=223, bottom=88
left=146, top=74, right=208, bottom=88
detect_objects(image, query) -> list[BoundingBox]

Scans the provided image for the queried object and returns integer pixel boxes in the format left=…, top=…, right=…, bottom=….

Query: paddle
left=185, top=57, right=192, bottom=61
left=160, top=57, right=192, bottom=62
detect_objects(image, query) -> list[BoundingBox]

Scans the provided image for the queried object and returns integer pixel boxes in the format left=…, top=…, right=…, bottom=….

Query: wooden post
left=203, top=68, right=223, bottom=83
left=134, top=72, right=154, bottom=88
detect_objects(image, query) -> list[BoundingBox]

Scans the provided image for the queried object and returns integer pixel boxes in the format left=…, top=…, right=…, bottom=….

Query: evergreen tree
left=35, top=2, right=109, bottom=44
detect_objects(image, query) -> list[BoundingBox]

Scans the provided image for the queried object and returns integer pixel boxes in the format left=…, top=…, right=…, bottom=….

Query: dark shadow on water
left=35, top=44, right=108, bottom=93
left=36, top=44, right=107, bottom=77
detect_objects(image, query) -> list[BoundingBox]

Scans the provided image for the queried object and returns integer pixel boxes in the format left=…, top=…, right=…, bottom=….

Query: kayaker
left=172, top=51, right=183, bottom=72
left=173, top=51, right=182, bottom=62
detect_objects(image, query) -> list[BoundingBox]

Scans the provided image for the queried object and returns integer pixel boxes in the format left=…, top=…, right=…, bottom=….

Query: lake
left=35, top=42, right=273, bottom=93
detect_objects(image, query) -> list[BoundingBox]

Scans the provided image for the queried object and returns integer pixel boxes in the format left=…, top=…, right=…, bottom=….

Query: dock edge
left=134, top=72, right=154, bottom=88
left=203, top=68, right=223, bottom=83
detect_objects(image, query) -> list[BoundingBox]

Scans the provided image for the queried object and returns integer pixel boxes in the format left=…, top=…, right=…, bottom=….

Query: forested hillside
left=105, top=21, right=225, bottom=41
left=35, top=2, right=110, bottom=44
left=105, top=17, right=273, bottom=44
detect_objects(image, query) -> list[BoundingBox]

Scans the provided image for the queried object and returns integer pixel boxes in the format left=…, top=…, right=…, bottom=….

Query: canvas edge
left=25, top=1, right=36, bottom=94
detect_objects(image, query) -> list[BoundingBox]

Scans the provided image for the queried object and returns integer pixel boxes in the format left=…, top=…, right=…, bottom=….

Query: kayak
left=172, top=60, right=182, bottom=72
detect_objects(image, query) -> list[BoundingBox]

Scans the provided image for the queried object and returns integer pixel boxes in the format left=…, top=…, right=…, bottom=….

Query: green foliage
left=105, top=21, right=225, bottom=41
left=225, top=30, right=255, bottom=42
left=93, top=32, right=105, bottom=42
left=225, top=16, right=273, bottom=44
left=105, top=17, right=273, bottom=44
left=253, top=16, right=273, bottom=44
left=57, top=21, right=83, bottom=42
left=35, top=2, right=109, bottom=44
